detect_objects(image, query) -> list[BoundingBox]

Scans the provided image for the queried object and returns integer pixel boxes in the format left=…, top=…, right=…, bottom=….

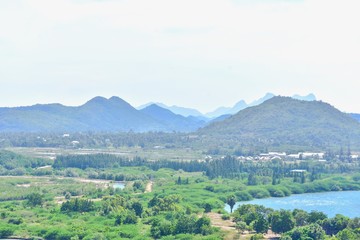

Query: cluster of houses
left=230, top=151, right=359, bottom=161
left=235, top=152, right=326, bottom=161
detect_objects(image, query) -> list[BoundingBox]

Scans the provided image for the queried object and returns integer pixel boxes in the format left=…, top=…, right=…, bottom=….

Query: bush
left=247, top=188, right=270, bottom=199
left=0, top=226, right=14, bottom=238
left=44, top=229, right=73, bottom=240
left=250, top=233, right=264, bottom=240
left=27, top=193, right=44, bottom=207
left=83, top=233, right=106, bottom=240
left=8, top=217, right=23, bottom=225
left=267, top=186, right=285, bottom=197
left=288, top=184, right=305, bottom=194
left=235, top=191, right=253, bottom=201
left=115, top=210, right=138, bottom=225
left=204, top=186, right=215, bottom=192
left=221, top=214, right=230, bottom=220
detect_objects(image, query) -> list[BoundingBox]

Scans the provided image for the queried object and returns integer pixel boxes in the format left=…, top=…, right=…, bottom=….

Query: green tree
left=293, top=209, right=310, bottom=226
left=115, top=210, right=138, bottom=225
left=285, top=224, right=326, bottom=240
left=0, top=226, right=14, bottom=238
left=235, top=221, right=247, bottom=234
left=177, top=176, right=182, bottom=185
left=195, top=216, right=213, bottom=235
left=204, top=203, right=212, bottom=213
left=26, top=192, right=43, bottom=207
left=320, top=214, right=349, bottom=236
left=227, top=195, right=236, bottom=213
left=270, top=210, right=295, bottom=234
left=253, top=215, right=269, bottom=234
left=65, top=192, right=71, bottom=200
left=174, top=214, right=197, bottom=234
left=336, top=228, right=357, bottom=240
left=131, top=202, right=143, bottom=217
left=308, top=211, right=327, bottom=223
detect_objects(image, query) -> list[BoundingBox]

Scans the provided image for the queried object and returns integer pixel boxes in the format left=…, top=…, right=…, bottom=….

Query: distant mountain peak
left=138, top=102, right=203, bottom=117
left=143, top=104, right=173, bottom=113
left=248, top=93, right=275, bottom=107
left=292, top=93, right=316, bottom=101
left=84, top=96, right=108, bottom=105
left=109, top=96, right=123, bottom=102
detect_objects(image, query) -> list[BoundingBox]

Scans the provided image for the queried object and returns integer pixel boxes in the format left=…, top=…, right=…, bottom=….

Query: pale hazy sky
left=1, top=0, right=360, bottom=113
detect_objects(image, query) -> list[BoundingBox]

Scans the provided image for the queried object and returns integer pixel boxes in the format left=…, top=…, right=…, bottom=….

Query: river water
left=225, top=191, right=360, bottom=218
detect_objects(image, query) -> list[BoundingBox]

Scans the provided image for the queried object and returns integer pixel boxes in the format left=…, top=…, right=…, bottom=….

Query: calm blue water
left=113, top=182, right=125, bottom=189
left=225, top=191, right=360, bottom=218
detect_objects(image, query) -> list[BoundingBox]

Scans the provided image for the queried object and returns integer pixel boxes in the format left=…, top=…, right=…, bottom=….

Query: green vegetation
left=231, top=204, right=360, bottom=240
left=1, top=148, right=360, bottom=239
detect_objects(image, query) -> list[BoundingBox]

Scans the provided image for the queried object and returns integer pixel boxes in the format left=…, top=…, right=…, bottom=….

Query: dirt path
left=145, top=181, right=153, bottom=193
left=206, top=212, right=280, bottom=240
left=206, top=212, right=235, bottom=231
left=206, top=212, right=239, bottom=239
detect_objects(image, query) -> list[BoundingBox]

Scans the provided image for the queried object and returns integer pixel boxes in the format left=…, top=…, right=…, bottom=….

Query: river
left=225, top=191, right=360, bottom=218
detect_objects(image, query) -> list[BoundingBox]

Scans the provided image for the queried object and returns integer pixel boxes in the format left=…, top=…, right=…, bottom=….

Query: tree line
left=231, top=204, right=360, bottom=240
left=54, top=154, right=360, bottom=182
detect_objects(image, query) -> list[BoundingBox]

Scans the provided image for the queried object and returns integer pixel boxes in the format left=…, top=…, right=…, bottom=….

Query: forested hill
left=198, top=96, right=360, bottom=149
left=0, top=97, right=208, bottom=133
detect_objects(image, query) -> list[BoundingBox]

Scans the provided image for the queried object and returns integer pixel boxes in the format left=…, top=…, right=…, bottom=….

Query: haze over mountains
left=139, top=93, right=317, bottom=118
left=0, top=96, right=209, bottom=133
left=1, top=92, right=360, bottom=149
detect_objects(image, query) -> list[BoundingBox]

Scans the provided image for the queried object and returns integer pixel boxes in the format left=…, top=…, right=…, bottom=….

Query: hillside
left=199, top=96, right=360, bottom=149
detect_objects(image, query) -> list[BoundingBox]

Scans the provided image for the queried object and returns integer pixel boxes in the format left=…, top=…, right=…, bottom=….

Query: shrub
left=235, top=191, right=253, bottom=201
left=204, top=186, right=215, bottom=192
left=115, top=210, right=138, bottom=225
left=250, top=233, right=264, bottom=240
left=247, top=188, right=270, bottom=199
left=221, top=214, right=230, bottom=220
left=8, top=218, right=23, bottom=225
left=267, top=186, right=285, bottom=197
left=288, top=184, right=305, bottom=194
left=0, top=226, right=14, bottom=238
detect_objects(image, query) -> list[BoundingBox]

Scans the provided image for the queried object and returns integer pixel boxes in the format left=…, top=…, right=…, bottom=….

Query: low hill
left=199, top=96, right=360, bottom=150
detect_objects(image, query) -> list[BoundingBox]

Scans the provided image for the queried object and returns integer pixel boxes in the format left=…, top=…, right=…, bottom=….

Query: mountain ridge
left=204, top=93, right=316, bottom=118
left=137, top=93, right=317, bottom=118
left=0, top=96, right=164, bottom=132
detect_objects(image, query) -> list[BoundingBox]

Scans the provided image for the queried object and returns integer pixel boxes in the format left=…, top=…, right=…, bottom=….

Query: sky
left=1, top=0, right=360, bottom=114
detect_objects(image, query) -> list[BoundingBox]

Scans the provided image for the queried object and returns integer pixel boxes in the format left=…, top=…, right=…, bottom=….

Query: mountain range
left=139, top=93, right=317, bottom=118
left=0, top=97, right=208, bottom=132
left=1, top=93, right=360, bottom=150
